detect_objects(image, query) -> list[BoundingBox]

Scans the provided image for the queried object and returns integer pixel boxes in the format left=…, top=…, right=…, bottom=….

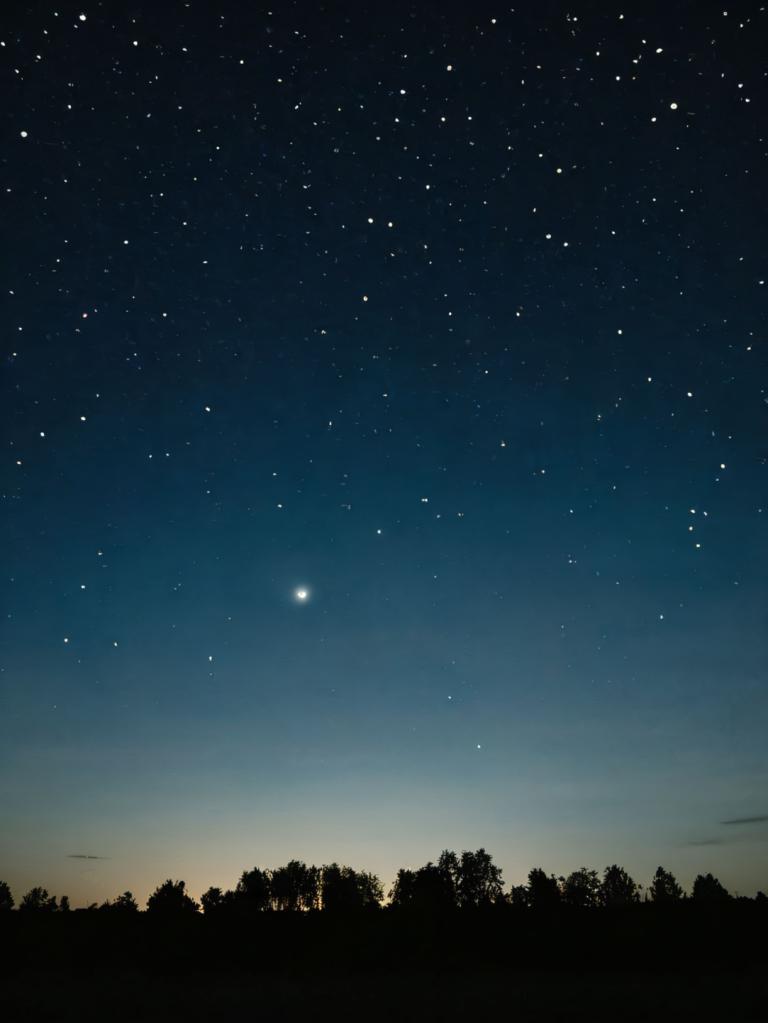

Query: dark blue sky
left=1, top=2, right=766, bottom=905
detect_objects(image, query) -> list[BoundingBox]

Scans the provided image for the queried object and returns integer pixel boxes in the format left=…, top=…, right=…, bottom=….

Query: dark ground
left=5, top=966, right=768, bottom=1022
left=4, top=905, right=766, bottom=1021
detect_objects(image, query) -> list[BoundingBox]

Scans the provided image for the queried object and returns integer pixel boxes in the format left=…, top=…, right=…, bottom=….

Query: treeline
left=2, top=849, right=764, bottom=915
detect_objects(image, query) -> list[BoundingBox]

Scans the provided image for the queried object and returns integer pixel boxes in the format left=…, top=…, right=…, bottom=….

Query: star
left=294, top=587, right=310, bottom=603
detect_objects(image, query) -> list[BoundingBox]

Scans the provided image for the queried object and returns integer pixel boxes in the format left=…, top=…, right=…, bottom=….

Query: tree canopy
left=692, top=873, right=731, bottom=903
left=146, top=879, right=199, bottom=915
left=1, top=856, right=760, bottom=917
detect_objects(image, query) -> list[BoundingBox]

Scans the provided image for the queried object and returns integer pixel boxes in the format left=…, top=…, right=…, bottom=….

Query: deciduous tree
left=600, top=865, right=639, bottom=907
left=561, top=868, right=601, bottom=908
left=0, top=881, right=14, bottom=912
left=526, top=868, right=561, bottom=909
left=456, top=848, right=504, bottom=907
left=19, top=887, right=57, bottom=912
left=692, top=873, right=731, bottom=903
left=146, top=879, right=198, bottom=914
left=320, top=864, right=383, bottom=911
left=649, top=866, right=683, bottom=903
left=234, top=867, right=272, bottom=912
left=270, top=861, right=319, bottom=911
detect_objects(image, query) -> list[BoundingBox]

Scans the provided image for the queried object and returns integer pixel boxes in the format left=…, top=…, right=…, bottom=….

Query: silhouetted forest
left=2, top=848, right=764, bottom=916
left=4, top=854, right=767, bottom=1020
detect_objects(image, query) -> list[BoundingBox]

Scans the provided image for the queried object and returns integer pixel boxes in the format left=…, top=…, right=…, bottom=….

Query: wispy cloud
left=67, top=853, right=109, bottom=860
left=684, top=838, right=725, bottom=847
left=721, top=815, right=768, bottom=826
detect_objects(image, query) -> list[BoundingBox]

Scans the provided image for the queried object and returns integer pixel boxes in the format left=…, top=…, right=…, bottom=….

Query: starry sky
left=2, top=3, right=767, bottom=906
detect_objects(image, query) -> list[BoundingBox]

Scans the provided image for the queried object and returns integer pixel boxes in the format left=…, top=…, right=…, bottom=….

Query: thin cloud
left=683, top=838, right=725, bottom=847
left=67, top=853, right=109, bottom=860
left=721, top=814, right=768, bottom=826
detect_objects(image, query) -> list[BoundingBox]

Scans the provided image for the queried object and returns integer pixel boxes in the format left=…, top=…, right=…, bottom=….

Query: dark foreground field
left=4, top=905, right=766, bottom=1021
left=6, top=966, right=767, bottom=1022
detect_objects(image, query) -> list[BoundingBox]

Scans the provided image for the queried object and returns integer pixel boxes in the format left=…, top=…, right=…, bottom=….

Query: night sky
left=2, top=3, right=767, bottom=907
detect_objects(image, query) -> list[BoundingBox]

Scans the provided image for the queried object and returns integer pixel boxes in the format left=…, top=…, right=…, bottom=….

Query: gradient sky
left=2, top=3, right=767, bottom=907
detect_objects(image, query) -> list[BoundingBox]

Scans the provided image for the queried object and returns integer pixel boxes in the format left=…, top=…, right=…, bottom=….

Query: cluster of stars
left=2, top=4, right=765, bottom=812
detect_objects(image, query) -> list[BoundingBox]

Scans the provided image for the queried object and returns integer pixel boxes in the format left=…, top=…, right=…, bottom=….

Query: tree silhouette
left=0, top=881, right=14, bottom=912
left=320, top=863, right=353, bottom=911
left=388, top=868, right=417, bottom=908
left=600, top=865, right=639, bottom=907
left=115, top=891, right=139, bottom=912
left=101, top=891, right=139, bottom=913
left=437, top=850, right=460, bottom=904
left=234, top=866, right=272, bottom=912
left=146, top=879, right=199, bottom=914
left=649, top=866, right=683, bottom=903
left=19, top=887, right=58, bottom=912
left=9, top=851, right=764, bottom=931
left=526, top=868, right=561, bottom=909
left=388, top=861, right=456, bottom=911
left=356, top=870, right=384, bottom=909
left=201, top=886, right=229, bottom=915
left=320, top=863, right=383, bottom=911
left=508, top=884, right=530, bottom=908
left=692, top=873, right=731, bottom=903
left=561, top=868, right=601, bottom=908
left=389, top=849, right=504, bottom=911
left=269, top=861, right=319, bottom=911
left=456, top=849, right=504, bottom=908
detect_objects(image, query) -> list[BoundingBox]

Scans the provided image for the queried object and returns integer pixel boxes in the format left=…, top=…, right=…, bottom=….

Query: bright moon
left=294, top=587, right=310, bottom=603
